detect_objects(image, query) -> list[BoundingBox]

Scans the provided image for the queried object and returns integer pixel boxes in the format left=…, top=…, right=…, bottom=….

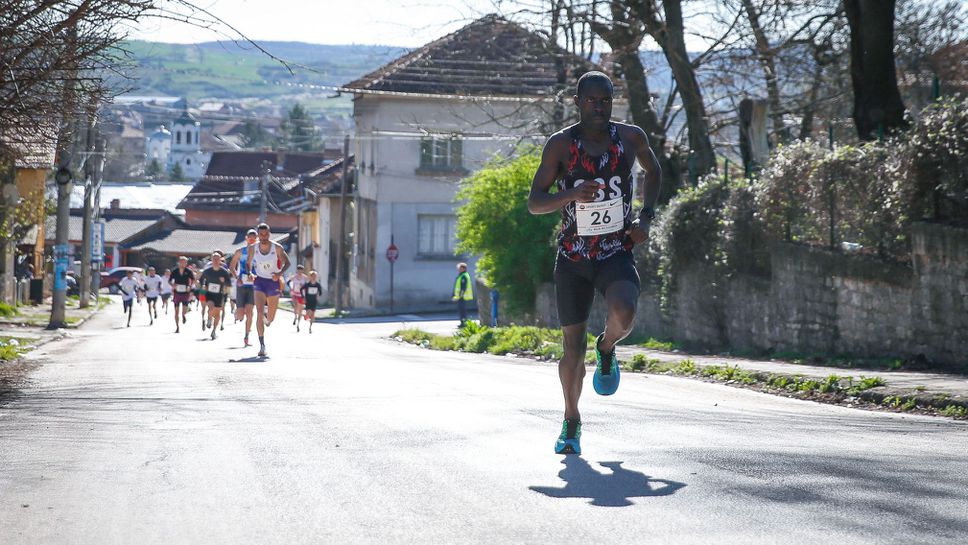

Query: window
left=186, top=131, right=192, bottom=145
left=417, top=215, right=457, bottom=257
left=175, top=131, right=181, bottom=145
left=419, top=135, right=462, bottom=171
left=186, top=158, right=191, bottom=165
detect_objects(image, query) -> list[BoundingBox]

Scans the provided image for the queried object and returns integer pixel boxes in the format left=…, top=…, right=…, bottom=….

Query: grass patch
left=624, top=353, right=890, bottom=397
left=624, top=335, right=681, bottom=351
left=939, top=405, right=968, bottom=418
left=393, top=323, right=598, bottom=361
left=0, top=336, right=34, bottom=362
left=639, top=337, right=680, bottom=351
left=0, top=303, right=19, bottom=318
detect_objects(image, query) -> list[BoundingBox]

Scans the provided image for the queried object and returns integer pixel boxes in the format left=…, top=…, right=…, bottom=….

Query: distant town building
left=142, top=106, right=212, bottom=181
left=169, top=108, right=210, bottom=180
left=146, top=125, right=171, bottom=166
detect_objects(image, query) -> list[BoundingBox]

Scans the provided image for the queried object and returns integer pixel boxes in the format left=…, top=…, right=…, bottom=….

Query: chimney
left=110, top=198, right=120, bottom=209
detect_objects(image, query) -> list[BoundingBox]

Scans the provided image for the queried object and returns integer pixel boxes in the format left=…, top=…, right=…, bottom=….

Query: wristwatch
left=639, top=206, right=656, bottom=222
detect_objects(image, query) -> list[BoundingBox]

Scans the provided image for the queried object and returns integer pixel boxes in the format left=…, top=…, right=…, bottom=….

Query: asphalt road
left=2, top=303, right=967, bottom=544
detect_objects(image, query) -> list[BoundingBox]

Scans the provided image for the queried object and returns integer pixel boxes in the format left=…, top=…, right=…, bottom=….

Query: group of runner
left=120, top=71, right=657, bottom=456
left=119, top=223, right=323, bottom=356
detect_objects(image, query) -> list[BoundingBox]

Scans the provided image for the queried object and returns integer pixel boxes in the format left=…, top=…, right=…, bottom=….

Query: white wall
left=349, top=94, right=563, bottom=310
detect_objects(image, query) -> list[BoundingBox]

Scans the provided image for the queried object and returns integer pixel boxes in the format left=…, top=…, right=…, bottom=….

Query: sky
left=130, top=0, right=502, bottom=47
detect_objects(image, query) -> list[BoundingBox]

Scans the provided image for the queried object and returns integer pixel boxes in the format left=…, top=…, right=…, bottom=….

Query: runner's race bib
left=576, top=198, right=623, bottom=236
left=175, top=284, right=188, bottom=293
left=307, top=287, right=318, bottom=295
left=207, top=283, right=221, bottom=293
left=258, top=260, right=275, bottom=274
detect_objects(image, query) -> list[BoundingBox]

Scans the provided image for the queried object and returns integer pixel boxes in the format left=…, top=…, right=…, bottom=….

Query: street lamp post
left=48, top=166, right=72, bottom=329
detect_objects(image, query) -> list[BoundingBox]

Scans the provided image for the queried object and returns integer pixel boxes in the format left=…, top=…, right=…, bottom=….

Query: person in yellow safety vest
left=452, top=262, right=474, bottom=327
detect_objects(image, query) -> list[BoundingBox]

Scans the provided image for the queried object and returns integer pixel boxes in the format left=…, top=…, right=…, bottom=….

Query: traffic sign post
left=91, top=219, right=105, bottom=263
left=386, top=238, right=398, bottom=313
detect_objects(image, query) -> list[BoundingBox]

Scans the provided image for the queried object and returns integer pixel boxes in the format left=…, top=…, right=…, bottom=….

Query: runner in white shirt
left=142, top=266, right=164, bottom=325
left=117, top=270, right=141, bottom=328
left=287, top=264, right=308, bottom=332
left=244, top=223, right=291, bottom=357
left=160, top=269, right=173, bottom=314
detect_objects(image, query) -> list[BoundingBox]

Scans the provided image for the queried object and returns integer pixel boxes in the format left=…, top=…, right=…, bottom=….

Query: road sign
left=386, top=243, right=399, bottom=263
left=91, top=220, right=105, bottom=262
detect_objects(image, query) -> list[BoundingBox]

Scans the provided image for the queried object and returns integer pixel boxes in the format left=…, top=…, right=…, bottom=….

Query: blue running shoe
left=554, top=418, right=581, bottom=455
left=593, top=334, right=621, bottom=396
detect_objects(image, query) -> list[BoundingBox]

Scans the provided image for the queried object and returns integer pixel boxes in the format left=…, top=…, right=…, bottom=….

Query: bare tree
left=844, top=0, right=908, bottom=140
left=627, top=0, right=717, bottom=178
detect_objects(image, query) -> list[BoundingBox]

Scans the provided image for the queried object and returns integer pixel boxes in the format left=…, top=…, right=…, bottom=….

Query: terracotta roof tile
left=179, top=150, right=344, bottom=212
left=344, top=15, right=611, bottom=97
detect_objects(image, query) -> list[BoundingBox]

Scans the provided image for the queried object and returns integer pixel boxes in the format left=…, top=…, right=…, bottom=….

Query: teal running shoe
left=554, top=418, right=582, bottom=455
left=593, top=334, right=621, bottom=395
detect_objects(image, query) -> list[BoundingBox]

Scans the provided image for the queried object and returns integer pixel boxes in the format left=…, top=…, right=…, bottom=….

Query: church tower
left=168, top=106, right=209, bottom=180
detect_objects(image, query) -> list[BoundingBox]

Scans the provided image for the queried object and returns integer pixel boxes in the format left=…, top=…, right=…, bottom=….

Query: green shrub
left=430, top=336, right=457, bottom=351
left=488, top=326, right=544, bottom=355
left=904, top=97, right=968, bottom=223
left=463, top=329, right=496, bottom=353
left=672, top=359, right=698, bottom=375
left=455, top=149, right=559, bottom=315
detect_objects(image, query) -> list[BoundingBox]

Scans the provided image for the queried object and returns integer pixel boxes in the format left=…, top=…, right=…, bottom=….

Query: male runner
left=170, top=256, right=195, bottom=333
left=160, top=269, right=173, bottom=314
left=199, top=251, right=233, bottom=340
left=118, top=269, right=140, bottom=327
left=300, top=270, right=322, bottom=334
left=287, top=264, right=308, bottom=332
left=245, top=223, right=291, bottom=357
left=194, top=262, right=210, bottom=331
left=229, top=229, right=258, bottom=345
left=528, top=71, right=661, bottom=455
left=143, top=266, right=164, bottom=325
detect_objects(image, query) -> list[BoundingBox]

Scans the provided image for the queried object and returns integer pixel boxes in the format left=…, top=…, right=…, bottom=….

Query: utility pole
left=49, top=164, right=72, bottom=329
left=49, top=26, right=77, bottom=329
left=89, top=134, right=106, bottom=299
left=79, top=103, right=97, bottom=308
left=259, top=160, right=270, bottom=224
left=334, top=135, right=350, bottom=316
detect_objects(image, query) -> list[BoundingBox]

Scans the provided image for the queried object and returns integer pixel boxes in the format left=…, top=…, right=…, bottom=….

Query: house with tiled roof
left=44, top=205, right=184, bottom=270
left=178, top=149, right=342, bottom=230
left=282, top=155, right=356, bottom=304
left=1, top=122, right=58, bottom=303
left=119, top=226, right=290, bottom=271
left=340, top=14, right=616, bottom=310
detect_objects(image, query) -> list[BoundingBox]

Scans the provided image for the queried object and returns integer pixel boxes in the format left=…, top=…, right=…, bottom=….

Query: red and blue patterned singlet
left=557, top=123, right=634, bottom=261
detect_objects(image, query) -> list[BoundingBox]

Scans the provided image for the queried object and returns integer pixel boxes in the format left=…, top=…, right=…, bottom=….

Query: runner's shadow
left=229, top=356, right=268, bottom=363
left=529, top=458, right=686, bottom=507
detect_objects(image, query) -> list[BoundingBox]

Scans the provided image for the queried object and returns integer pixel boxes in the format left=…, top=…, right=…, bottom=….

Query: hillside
left=123, top=40, right=408, bottom=109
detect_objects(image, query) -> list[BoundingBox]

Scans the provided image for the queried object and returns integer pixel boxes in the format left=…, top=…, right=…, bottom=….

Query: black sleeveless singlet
left=556, top=122, right=634, bottom=261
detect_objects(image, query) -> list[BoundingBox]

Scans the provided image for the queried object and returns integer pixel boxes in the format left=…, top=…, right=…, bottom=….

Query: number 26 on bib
left=575, top=198, right=623, bottom=236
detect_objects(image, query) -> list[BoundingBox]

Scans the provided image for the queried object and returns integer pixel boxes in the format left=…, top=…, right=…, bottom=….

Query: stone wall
left=532, top=222, right=967, bottom=368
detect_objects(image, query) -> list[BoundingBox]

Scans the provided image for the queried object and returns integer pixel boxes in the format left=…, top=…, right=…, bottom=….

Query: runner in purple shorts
left=169, top=256, right=195, bottom=334
left=245, top=223, right=291, bottom=357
